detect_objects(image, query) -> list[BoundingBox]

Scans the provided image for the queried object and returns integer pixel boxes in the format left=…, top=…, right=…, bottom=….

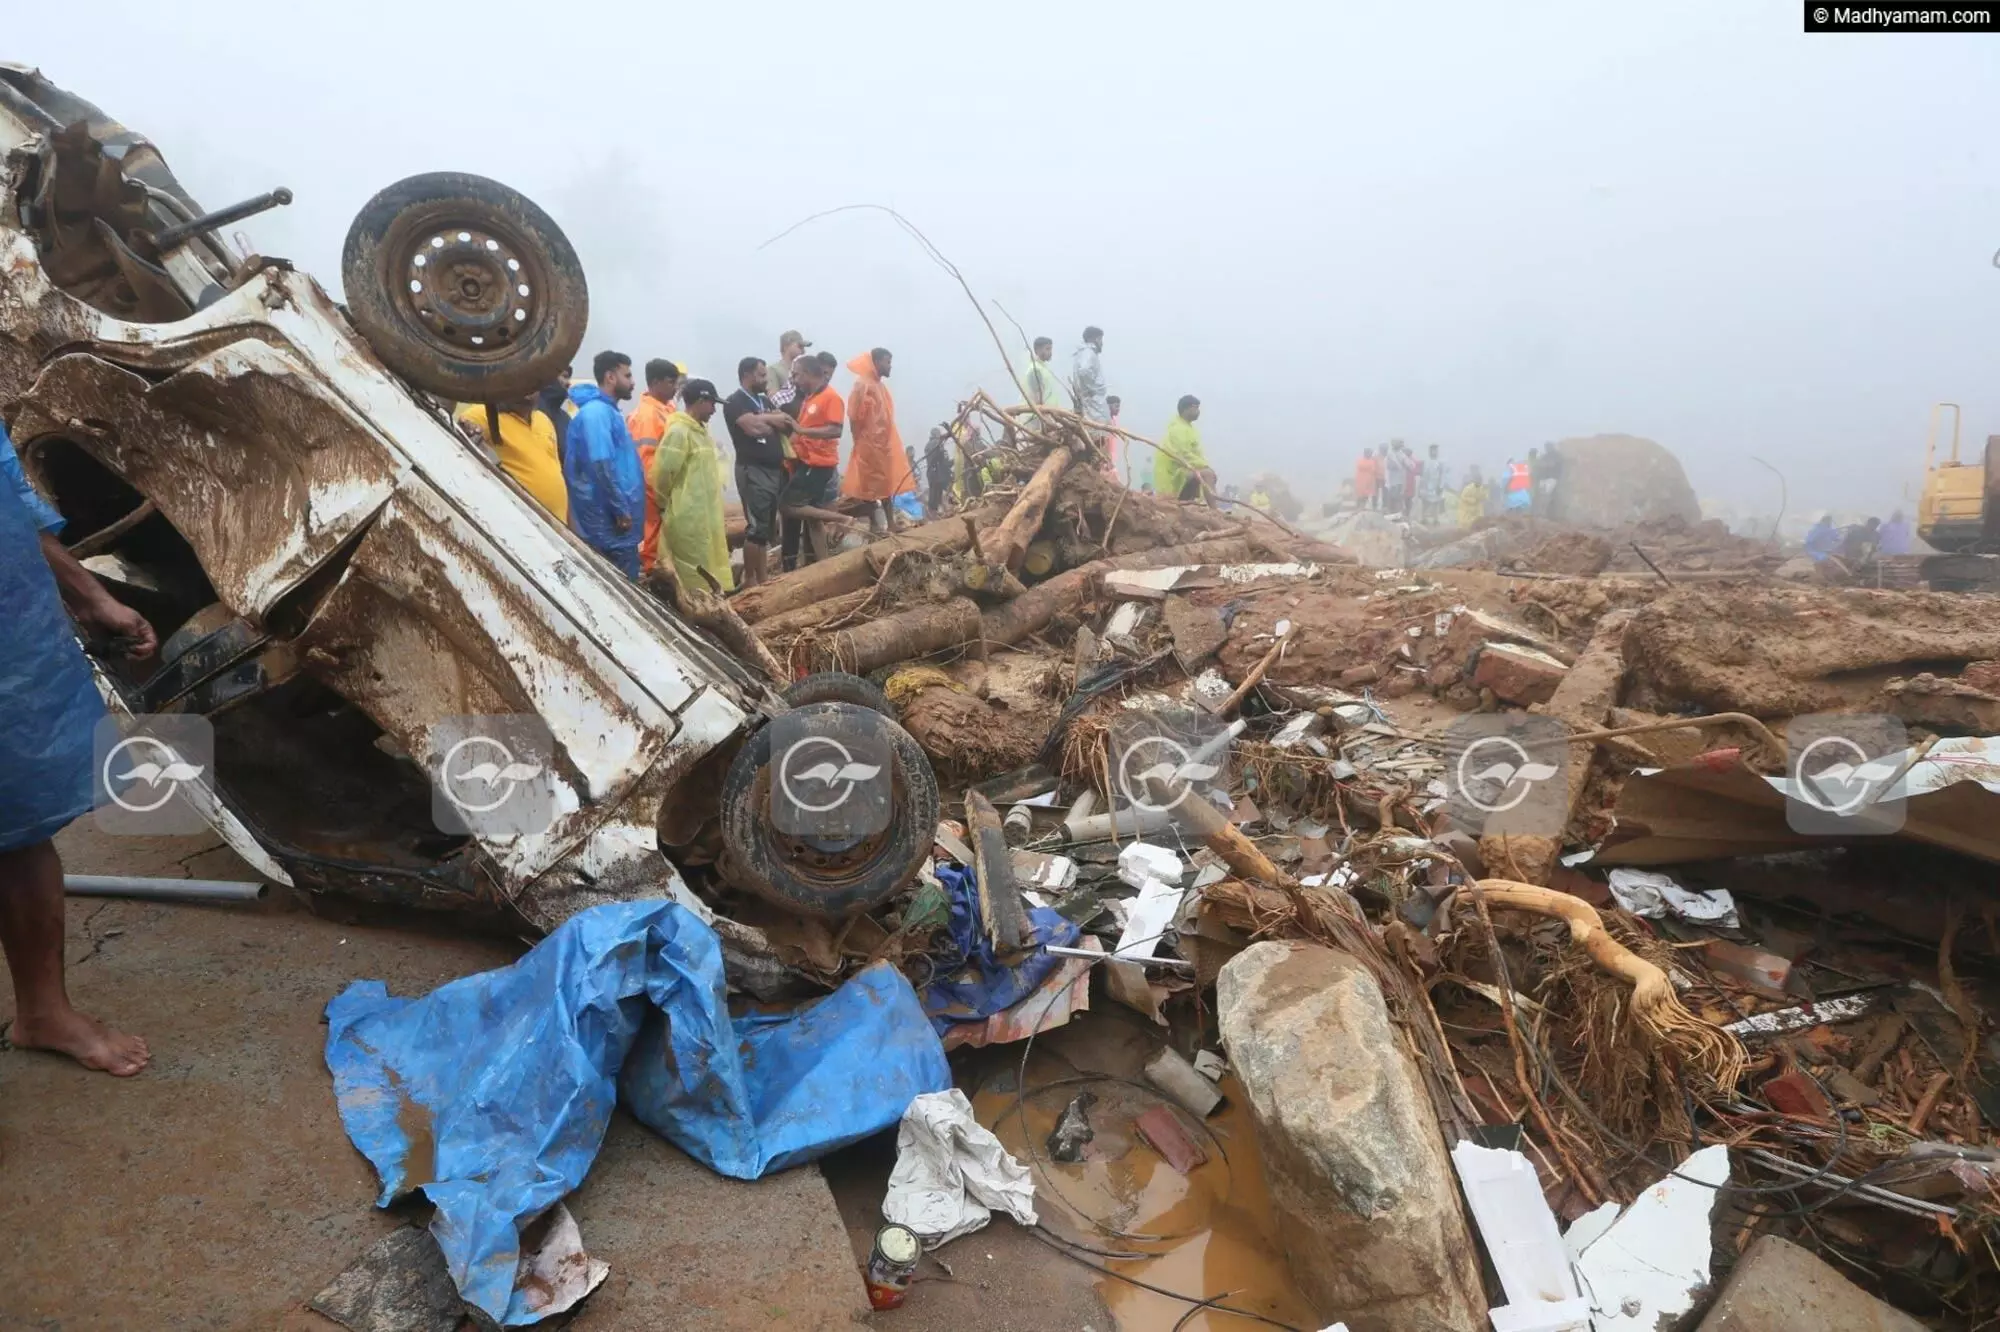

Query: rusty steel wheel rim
left=394, top=220, right=546, bottom=362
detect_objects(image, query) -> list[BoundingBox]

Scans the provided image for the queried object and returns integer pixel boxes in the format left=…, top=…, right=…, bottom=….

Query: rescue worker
left=624, top=358, right=681, bottom=573
left=1457, top=466, right=1490, bottom=527
left=1504, top=456, right=1533, bottom=512
left=1155, top=395, right=1213, bottom=502
left=563, top=350, right=645, bottom=577
left=840, top=348, right=916, bottom=532
left=648, top=379, right=733, bottom=593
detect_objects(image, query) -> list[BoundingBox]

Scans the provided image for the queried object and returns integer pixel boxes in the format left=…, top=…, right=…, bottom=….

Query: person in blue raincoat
left=562, top=350, right=645, bottom=577
left=0, top=423, right=156, bottom=1075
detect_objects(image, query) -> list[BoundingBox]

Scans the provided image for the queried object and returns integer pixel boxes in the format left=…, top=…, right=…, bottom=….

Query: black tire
left=782, top=671, right=896, bottom=716
left=341, top=172, right=587, bottom=402
left=719, top=702, right=939, bottom=919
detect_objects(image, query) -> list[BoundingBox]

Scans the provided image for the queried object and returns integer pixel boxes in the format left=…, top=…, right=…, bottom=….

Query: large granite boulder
left=1217, top=941, right=1485, bottom=1332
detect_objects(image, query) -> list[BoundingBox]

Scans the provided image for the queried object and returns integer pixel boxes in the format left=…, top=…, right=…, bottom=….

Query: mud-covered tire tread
left=341, top=171, right=587, bottom=402
left=720, top=702, right=939, bottom=919
left=781, top=671, right=895, bottom=716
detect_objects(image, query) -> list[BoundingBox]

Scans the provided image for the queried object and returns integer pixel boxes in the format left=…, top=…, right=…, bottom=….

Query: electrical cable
left=1023, top=1226, right=1306, bottom=1332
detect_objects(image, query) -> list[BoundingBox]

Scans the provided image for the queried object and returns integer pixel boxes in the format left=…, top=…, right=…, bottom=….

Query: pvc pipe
left=64, top=874, right=267, bottom=903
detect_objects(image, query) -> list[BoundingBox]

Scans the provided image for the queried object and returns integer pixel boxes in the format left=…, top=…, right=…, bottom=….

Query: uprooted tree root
left=1467, top=880, right=1747, bottom=1096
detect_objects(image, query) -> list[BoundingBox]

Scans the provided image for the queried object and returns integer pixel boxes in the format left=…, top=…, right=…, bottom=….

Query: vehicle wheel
left=782, top=671, right=896, bottom=716
left=719, top=702, right=939, bottom=919
left=341, top=172, right=587, bottom=402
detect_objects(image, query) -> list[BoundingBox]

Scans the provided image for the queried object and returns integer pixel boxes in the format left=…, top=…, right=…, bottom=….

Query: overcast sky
left=16, top=3, right=2000, bottom=517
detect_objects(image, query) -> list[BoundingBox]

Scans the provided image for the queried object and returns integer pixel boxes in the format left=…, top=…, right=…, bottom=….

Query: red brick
left=1471, top=642, right=1570, bottom=705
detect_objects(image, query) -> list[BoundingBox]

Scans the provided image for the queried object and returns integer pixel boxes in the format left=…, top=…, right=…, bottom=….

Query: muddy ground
left=0, top=822, right=1127, bottom=1332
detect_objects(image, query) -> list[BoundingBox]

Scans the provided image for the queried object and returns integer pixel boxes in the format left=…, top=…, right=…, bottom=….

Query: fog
left=15, top=3, right=2000, bottom=519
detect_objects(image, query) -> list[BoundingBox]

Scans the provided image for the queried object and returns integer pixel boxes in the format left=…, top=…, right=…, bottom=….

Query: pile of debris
left=314, top=419, right=2000, bottom=1330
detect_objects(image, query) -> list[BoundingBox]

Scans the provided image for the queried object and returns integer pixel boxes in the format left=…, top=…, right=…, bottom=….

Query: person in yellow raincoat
left=1456, top=467, right=1490, bottom=528
left=648, top=378, right=733, bottom=593
left=840, top=347, right=915, bottom=531
left=1154, top=394, right=1213, bottom=502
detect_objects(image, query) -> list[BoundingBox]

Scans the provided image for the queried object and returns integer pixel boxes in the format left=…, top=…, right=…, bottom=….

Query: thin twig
left=757, top=203, right=1032, bottom=405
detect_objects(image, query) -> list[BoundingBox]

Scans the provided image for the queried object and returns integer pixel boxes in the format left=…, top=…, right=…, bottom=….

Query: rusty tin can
left=864, top=1222, right=921, bottom=1310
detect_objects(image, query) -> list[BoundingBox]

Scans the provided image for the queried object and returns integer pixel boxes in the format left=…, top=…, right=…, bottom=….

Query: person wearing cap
left=723, top=356, right=795, bottom=586
left=770, top=330, right=811, bottom=400
left=841, top=347, right=916, bottom=531
left=649, top=378, right=733, bottom=594
left=1154, top=395, right=1213, bottom=503
left=627, top=358, right=683, bottom=574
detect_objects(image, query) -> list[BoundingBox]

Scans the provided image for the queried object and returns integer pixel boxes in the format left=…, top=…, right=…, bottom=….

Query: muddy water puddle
left=973, top=1059, right=1317, bottom=1331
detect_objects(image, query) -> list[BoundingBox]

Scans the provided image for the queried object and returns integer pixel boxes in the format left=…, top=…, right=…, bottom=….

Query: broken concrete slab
left=1163, top=593, right=1229, bottom=669
left=309, top=1226, right=462, bottom=1332
left=1218, top=941, right=1485, bottom=1332
left=1697, top=1234, right=1927, bottom=1332
left=1473, top=642, right=1570, bottom=705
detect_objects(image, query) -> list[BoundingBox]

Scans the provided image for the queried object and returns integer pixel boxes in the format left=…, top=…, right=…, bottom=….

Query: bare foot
left=10, top=1008, right=150, bottom=1076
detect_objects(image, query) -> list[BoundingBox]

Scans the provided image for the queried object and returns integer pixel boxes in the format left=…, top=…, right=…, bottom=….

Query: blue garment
left=1504, top=486, right=1531, bottom=512
left=1804, top=518, right=1839, bottom=562
left=325, top=900, right=949, bottom=1327
left=561, top=383, right=644, bottom=564
left=0, top=424, right=103, bottom=852
left=921, top=863, right=1081, bottom=1036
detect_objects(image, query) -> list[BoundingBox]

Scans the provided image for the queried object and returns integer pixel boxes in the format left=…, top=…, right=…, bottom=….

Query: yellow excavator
left=1918, top=402, right=2000, bottom=551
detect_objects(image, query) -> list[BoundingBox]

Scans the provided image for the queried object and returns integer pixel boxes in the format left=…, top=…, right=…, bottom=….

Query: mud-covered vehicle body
left=0, top=67, right=933, bottom=929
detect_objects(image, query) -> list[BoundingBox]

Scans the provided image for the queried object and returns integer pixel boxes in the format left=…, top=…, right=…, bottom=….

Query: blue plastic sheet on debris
left=324, top=900, right=949, bottom=1326
left=920, top=863, right=1080, bottom=1036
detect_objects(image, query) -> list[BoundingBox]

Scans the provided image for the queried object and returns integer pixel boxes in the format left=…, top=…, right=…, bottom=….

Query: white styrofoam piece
left=1118, top=841, right=1185, bottom=889
left=1489, top=1297, right=1591, bottom=1332
left=1561, top=1201, right=1620, bottom=1266
left=1573, top=1144, right=1729, bottom=1330
left=1113, top=877, right=1184, bottom=959
left=1451, top=1142, right=1579, bottom=1309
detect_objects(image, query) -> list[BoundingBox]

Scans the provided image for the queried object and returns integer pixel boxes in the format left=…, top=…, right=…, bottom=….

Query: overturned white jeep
left=0, top=66, right=936, bottom=931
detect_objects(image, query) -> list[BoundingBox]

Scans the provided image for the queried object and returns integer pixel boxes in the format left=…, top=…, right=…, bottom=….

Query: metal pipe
left=145, top=187, right=292, bottom=254
left=64, top=874, right=267, bottom=903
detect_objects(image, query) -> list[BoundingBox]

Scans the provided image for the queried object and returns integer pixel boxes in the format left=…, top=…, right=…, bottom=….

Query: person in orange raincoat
left=840, top=347, right=915, bottom=531
left=625, top=358, right=682, bottom=573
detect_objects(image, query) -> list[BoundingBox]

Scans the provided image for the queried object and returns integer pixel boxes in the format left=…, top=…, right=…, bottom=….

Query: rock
left=1697, top=1235, right=1927, bottom=1332
left=1775, top=556, right=1818, bottom=580
left=1473, top=642, right=1570, bottom=705
left=1412, top=528, right=1509, bottom=570
left=1322, top=509, right=1411, bottom=569
left=1340, top=663, right=1383, bottom=686
left=1217, top=942, right=1484, bottom=1332
left=1162, top=593, right=1229, bottom=669
left=1545, top=434, right=1700, bottom=528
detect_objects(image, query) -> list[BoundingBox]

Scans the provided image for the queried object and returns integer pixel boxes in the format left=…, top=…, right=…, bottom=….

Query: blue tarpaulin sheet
left=324, top=900, right=949, bottom=1326
left=920, top=864, right=1079, bottom=1036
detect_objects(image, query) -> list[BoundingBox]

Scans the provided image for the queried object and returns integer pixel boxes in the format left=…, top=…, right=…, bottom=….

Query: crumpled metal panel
left=10, top=343, right=401, bottom=614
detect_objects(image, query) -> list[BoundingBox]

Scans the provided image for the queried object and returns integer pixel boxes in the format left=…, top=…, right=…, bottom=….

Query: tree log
left=731, top=509, right=989, bottom=623
left=808, top=598, right=983, bottom=675
left=978, top=446, right=1072, bottom=574
left=751, top=588, right=872, bottom=642
left=980, top=536, right=1256, bottom=648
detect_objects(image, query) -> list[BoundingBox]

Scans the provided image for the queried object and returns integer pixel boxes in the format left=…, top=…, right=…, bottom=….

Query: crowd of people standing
left=458, top=325, right=1221, bottom=595
left=1346, top=440, right=1566, bottom=528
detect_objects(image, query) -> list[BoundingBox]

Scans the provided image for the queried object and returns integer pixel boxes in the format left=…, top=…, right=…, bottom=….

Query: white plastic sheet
left=882, top=1090, right=1038, bottom=1246
left=1606, top=868, right=1739, bottom=928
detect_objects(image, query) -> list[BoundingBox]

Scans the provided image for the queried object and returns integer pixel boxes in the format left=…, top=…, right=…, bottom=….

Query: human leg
left=0, top=838, right=149, bottom=1075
